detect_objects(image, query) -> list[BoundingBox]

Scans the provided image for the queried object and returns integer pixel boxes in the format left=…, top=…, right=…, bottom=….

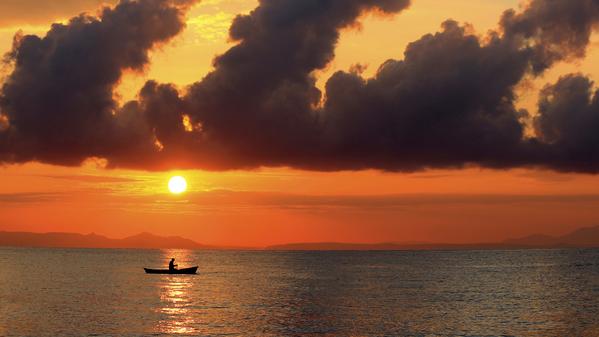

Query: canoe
left=144, top=266, right=198, bottom=274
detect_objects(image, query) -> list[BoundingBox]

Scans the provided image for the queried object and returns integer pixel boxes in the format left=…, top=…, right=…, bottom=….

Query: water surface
left=1, top=248, right=599, bottom=336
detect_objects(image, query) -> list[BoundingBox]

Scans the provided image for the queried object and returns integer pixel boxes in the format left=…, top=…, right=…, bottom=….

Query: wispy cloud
left=0, top=192, right=64, bottom=204
left=187, top=11, right=235, bottom=42
left=151, top=190, right=599, bottom=212
left=41, top=175, right=140, bottom=183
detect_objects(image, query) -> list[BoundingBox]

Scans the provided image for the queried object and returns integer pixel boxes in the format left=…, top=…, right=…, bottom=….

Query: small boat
left=144, top=266, right=199, bottom=274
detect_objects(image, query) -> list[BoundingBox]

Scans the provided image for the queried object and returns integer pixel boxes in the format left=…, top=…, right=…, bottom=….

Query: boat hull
left=144, top=266, right=198, bottom=274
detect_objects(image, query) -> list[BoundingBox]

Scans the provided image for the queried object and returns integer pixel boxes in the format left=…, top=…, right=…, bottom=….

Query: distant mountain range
left=2, top=226, right=599, bottom=250
left=266, top=225, right=599, bottom=251
left=0, top=231, right=212, bottom=250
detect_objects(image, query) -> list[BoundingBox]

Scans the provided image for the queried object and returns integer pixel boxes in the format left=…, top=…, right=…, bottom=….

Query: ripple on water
left=0, top=248, right=599, bottom=336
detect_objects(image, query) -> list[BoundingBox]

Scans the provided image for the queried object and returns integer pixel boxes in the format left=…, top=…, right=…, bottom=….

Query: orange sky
left=2, top=0, right=599, bottom=247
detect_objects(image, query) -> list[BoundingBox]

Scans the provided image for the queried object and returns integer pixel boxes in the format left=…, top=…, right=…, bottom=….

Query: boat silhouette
left=144, top=266, right=198, bottom=274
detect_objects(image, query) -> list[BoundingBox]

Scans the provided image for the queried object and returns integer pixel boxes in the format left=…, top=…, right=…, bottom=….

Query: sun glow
left=168, top=176, right=188, bottom=194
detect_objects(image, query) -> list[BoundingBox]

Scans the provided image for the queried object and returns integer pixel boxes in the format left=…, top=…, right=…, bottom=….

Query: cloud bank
left=2, top=0, right=599, bottom=173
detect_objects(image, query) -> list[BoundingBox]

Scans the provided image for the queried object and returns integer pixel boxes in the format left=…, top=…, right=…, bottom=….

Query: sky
left=2, top=0, right=599, bottom=247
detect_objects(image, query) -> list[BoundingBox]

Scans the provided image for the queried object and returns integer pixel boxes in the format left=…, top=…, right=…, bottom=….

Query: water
left=1, top=248, right=599, bottom=336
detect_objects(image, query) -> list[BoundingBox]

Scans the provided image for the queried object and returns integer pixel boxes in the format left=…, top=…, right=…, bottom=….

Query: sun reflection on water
left=155, top=249, right=198, bottom=335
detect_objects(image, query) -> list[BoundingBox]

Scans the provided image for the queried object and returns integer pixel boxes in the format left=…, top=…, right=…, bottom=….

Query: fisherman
left=168, top=258, right=178, bottom=271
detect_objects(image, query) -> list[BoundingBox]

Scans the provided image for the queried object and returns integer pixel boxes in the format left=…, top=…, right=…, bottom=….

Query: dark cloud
left=501, top=0, right=599, bottom=73
left=2, top=0, right=599, bottom=173
left=0, top=0, right=194, bottom=166
left=317, top=21, right=532, bottom=171
left=176, top=0, right=412, bottom=169
left=534, top=74, right=599, bottom=172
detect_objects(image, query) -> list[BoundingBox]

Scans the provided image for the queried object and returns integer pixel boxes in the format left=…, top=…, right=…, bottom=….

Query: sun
left=168, top=176, right=187, bottom=194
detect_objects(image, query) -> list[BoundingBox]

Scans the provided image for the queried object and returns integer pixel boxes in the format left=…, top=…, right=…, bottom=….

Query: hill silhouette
left=2, top=226, right=599, bottom=250
left=0, top=231, right=211, bottom=249
left=503, top=225, right=599, bottom=248
left=267, top=225, right=599, bottom=251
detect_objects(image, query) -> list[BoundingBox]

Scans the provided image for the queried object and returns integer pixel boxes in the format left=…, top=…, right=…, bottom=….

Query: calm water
left=1, top=248, right=599, bottom=336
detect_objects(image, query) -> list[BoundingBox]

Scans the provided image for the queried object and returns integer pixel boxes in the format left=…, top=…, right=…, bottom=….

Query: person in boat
left=169, top=258, right=178, bottom=271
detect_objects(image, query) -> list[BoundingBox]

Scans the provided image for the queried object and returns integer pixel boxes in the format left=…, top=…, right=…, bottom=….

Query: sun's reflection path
left=155, top=249, right=198, bottom=335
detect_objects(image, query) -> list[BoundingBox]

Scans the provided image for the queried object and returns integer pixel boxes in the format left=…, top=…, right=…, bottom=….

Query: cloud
left=2, top=0, right=599, bottom=173
left=534, top=74, right=599, bottom=172
left=316, top=20, right=532, bottom=171
left=172, top=190, right=599, bottom=211
left=41, top=175, right=140, bottom=183
left=0, top=0, right=195, bottom=166
left=0, top=192, right=63, bottom=204
left=187, top=11, right=236, bottom=42
left=500, top=0, right=599, bottom=73
left=174, top=0, right=413, bottom=170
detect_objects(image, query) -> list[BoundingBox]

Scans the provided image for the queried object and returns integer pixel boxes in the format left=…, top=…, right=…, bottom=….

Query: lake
left=1, top=248, right=599, bottom=336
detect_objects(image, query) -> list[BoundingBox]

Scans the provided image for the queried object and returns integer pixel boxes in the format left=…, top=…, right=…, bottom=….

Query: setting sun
left=168, top=176, right=187, bottom=194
